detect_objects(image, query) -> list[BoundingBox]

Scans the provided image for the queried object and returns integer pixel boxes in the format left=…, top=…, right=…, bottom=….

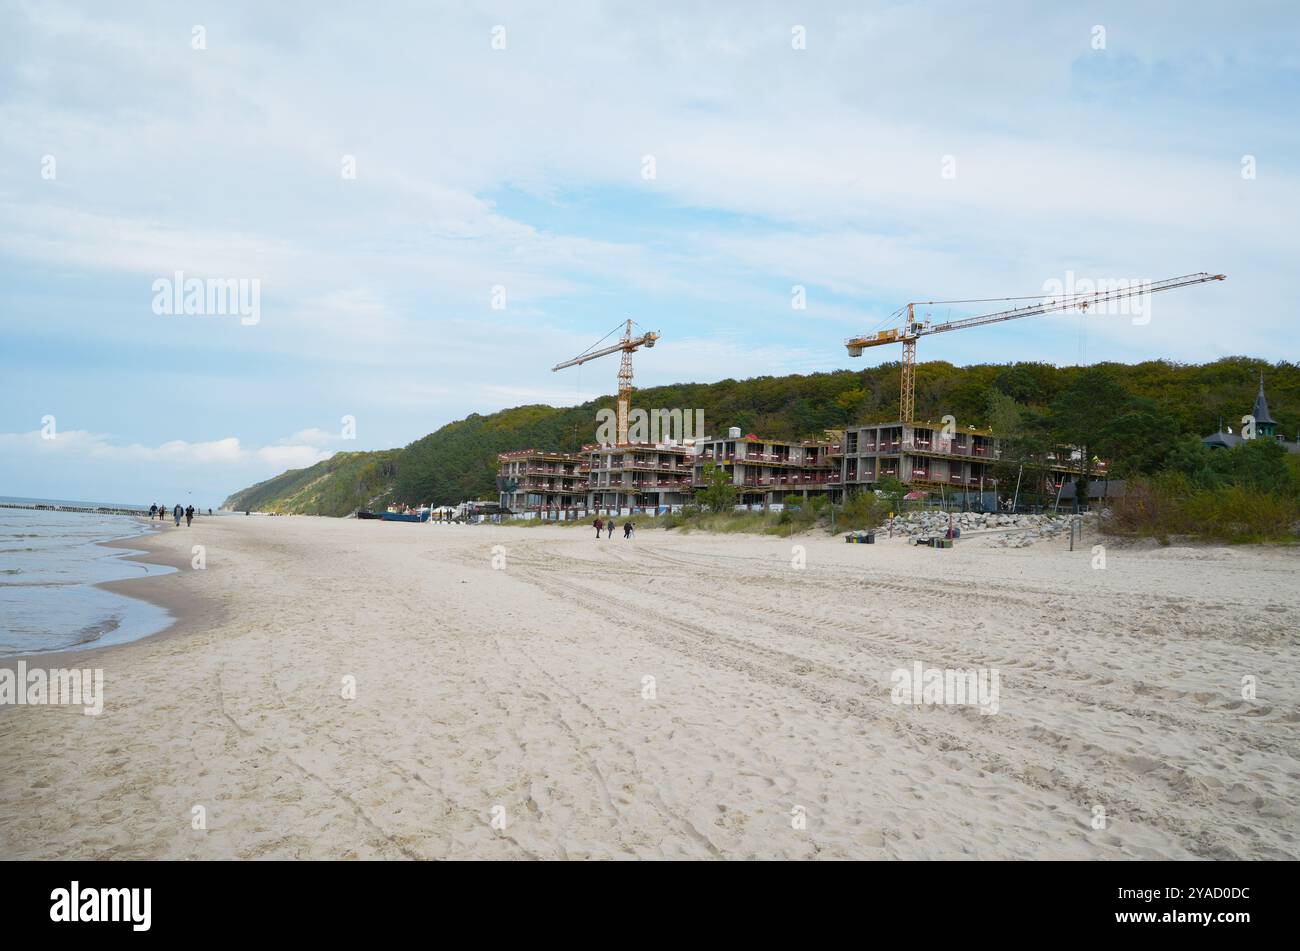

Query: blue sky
left=1, top=1, right=1297, bottom=505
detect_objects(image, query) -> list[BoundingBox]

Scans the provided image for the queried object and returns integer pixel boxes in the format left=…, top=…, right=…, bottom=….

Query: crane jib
left=907, top=272, right=1226, bottom=339
left=843, top=271, right=1225, bottom=423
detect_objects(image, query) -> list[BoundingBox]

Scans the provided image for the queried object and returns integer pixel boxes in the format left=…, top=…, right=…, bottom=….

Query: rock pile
left=882, top=511, right=1079, bottom=548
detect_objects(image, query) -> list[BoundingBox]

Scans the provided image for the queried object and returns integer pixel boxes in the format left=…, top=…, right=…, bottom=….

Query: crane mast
left=846, top=272, right=1226, bottom=423
left=553, top=319, right=660, bottom=446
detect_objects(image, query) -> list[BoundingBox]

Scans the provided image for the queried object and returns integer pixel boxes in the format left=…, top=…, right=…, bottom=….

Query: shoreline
left=0, top=518, right=214, bottom=672
left=95, top=523, right=218, bottom=653
left=2, top=515, right=1296, bottom=859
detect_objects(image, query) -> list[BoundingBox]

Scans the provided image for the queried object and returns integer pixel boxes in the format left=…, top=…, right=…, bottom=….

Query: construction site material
left=889, top=511, right=1073, bottom=540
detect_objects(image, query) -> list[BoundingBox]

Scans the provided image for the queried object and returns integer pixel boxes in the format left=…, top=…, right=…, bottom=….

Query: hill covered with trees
left=222, top=450, right=400, bottom=515
left=222, top=356, right=1298, bottom=515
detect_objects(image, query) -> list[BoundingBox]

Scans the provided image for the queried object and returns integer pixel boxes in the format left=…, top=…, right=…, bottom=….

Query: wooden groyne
left=0, top=503, right=150, bottom=517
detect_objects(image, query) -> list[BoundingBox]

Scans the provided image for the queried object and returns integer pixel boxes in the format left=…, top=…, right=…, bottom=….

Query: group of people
left=592, top=517, right=634, bottom=540
left=148, top=503, right=202, bottom=527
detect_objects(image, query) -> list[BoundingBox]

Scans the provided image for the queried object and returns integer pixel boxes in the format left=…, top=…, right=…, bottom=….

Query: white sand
left=1, top=516, right=1296, bottom=859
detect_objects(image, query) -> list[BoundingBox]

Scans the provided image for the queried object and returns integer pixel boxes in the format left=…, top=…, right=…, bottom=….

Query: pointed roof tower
left=1253, top=372, right=1278, bottom=426
left=1252, top=371, right=1278, bottom=438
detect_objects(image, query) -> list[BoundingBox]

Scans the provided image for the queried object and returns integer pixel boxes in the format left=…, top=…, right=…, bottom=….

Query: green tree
left=225, top=358, right=1300, bottom=514
left=985, top=389, right=1022, bottom=441
left=1209, top=439, right=1296, bottom=495
left=1047, top=369, right=1134, bottom=496
left=1096, top=399, right=1180, bottom=480
left=877, top=475, right=906, bottom=513
left=696, top=463, right=737, bottom=513
left=986, top=391, right=1053, bottom=506
left=992, top=362, right=1058, bottom=405
left=1164, top=436, right=1219, bottom=488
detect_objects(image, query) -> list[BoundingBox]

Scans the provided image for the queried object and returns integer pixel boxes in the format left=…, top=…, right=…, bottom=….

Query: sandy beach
left=1, top=515, right=1297, bottom=860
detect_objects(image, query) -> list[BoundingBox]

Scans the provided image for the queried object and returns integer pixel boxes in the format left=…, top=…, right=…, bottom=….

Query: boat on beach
left=380, top=506, right=430, bottom=523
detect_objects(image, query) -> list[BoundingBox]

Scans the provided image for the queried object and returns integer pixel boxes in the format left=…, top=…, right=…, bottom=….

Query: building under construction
left=840, top=421, right=997, bottom=495
left=838, top=419, right=1097, bottom=506
left=693, top=427, right=840, bottom=508
left=495, top=271, right=1224, bottom=517
left=496, top=423, right=1107, bottom=516
left=586, top=442, right=694, bottom=514
left=495, top=449, right=590, bottom=517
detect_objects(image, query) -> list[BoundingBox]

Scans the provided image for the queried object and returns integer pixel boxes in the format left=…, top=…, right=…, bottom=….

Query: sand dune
left=1, top=516, right=1296, bottom=859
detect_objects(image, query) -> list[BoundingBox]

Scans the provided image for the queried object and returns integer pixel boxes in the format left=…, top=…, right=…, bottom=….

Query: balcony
left=623, top=460, right=693, bottom=471
left=521, top=465, right=583, bottom=475
left=736, top=474, right=838, bottom=488
left=516, top=481, right=589, bottom=493
left=895, top=440, right=999, bottom=459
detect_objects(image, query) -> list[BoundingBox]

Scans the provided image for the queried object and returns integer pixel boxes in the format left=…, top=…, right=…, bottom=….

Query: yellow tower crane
left=845, top=272, right=1227, bottom=423
left=553, top=319, right=660, bottom=446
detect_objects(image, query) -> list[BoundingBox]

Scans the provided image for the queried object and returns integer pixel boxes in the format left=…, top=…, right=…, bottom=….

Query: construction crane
left=553, top=319, right=660, bottom=446
left=846, top=272, right=1227, bottom=422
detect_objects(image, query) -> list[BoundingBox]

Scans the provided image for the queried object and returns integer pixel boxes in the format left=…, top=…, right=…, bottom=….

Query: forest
left=223, top=356, right=1298, bottom=523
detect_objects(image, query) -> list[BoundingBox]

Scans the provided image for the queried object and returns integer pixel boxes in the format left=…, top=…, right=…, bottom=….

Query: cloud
left=0, top=428, right=333, bottom=503
left=0, top=428, right=331, bottom=465
left=281, top=427, right=343, bottom=447
left=0, top=0, right=1295, bottom=504
left=254, top=444, right=334, bottom=469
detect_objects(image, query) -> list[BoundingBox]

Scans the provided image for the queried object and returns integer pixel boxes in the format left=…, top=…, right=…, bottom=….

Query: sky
left=1, top=0, right=1297, bottom=506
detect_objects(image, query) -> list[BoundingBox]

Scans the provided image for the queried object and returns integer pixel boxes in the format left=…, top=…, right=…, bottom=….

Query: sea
left=0, top=497, right=177, bottom=656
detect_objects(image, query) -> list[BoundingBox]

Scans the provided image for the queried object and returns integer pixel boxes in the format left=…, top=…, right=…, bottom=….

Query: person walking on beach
left=594, top=517, right=603, bottom=539
left=185, top=504, right=194, bottom=527
left=606, top=519, right=615, bottom=539
left=149, top=503, right=157, bottom=520
left=173, top=503, right=182, bottom=526
left=623, top=520, right=633, bottom=539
